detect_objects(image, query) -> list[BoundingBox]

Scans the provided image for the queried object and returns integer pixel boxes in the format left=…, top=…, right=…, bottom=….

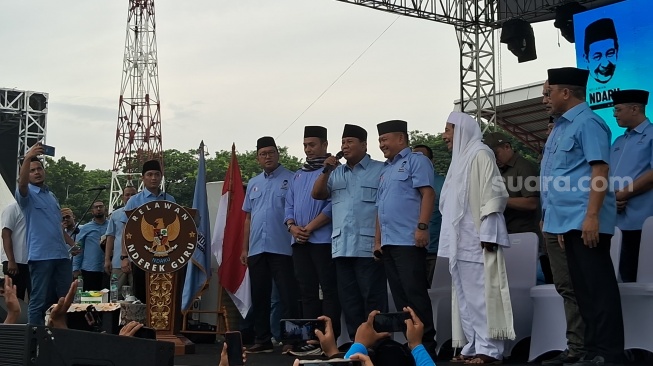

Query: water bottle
left=74, top=275, right=84, bottom=303
left=110, top=274, right=119, bottom=303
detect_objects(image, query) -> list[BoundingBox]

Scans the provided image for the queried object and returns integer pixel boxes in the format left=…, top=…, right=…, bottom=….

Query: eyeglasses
left=62, top=215, right=72, bottom=221
left=258, top=151, right=277, bottom=158
left=93, top=205, right=105, bottom=209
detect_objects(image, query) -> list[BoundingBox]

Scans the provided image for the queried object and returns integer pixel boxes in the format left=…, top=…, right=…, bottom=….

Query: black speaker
left=0, top=296, right=28, bottom=324
left=500, top=18, right=537, bottom=63
left=0, top=324, right=175, bottom=366
left=554, top=1, right=587, bottom=43
left=0, top=121, right=19, bottom=193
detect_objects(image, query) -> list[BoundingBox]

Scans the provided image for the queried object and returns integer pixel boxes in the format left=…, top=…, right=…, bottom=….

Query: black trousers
left=382, top=245, right=436, bottom=352
left=248, top=252, right=299, bottom=345
left=335, top=257, right=388, bottom=339
left=292, top=243, right=341, bottom=339
left=619, top=230, right=641, bottom=283
left=564, top=230, right=624, bottom=362
left=2, top=262, right=31, bottom=301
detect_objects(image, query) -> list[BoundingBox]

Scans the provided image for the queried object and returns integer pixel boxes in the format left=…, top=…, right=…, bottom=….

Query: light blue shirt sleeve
left=105, top=216, right=116, bottom=236
left=320, top=201, right=333, bottom=218
left=15, top=188, right=29, bottom=207
left=580, top=117, right=611, bottom=164
left=242, top=184, right=252, bottom=213
left=411, top=155, right=436, bottom=189
left=411, top=344, right=436, bottom=366
left=344, top=342, right=368, bottom=359
left=284, top=173, right=297, bottom=224
left=72, top=225, right=87, bottom=272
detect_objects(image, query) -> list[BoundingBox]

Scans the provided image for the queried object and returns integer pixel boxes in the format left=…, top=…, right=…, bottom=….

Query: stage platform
left=174, top=343, right=651, bottom=366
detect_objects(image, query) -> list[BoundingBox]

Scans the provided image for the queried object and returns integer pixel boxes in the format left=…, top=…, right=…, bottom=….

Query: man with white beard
left=439, top=112, right=515, bottom=364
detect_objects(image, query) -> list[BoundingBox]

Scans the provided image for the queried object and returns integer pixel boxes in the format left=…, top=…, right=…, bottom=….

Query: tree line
left=44, top=129, right=539, bottom=223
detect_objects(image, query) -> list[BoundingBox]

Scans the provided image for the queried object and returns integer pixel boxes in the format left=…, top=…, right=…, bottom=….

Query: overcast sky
left=2, top=1, right=576, bottom=170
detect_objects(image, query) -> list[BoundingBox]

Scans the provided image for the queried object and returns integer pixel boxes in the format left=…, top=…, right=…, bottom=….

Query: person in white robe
left=439, top=112, right=515, bottom=364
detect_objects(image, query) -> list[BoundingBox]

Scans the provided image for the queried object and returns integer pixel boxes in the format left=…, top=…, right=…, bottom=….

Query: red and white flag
left=212, top=144, right=250, bottom=317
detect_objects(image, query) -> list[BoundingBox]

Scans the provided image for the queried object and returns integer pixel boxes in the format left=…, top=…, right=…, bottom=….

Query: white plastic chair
left=502, top=232, right=540, bottom=357
left=619, top=216, right=653, bottom=353
left=528, top=228, right=622, bottom=361
left=428, top=256, right=452, bottom=355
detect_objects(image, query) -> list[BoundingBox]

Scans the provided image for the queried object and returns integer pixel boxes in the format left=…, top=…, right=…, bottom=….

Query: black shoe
left=245, top=342, right=274, bottom=354
left=544, top=350, right=580, bottom=365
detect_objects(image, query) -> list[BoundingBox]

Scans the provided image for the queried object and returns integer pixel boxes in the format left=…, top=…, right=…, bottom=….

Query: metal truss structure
left=0, top=88, right=48, bottom=192
left=110, top=0, right=164, bottom=211
left=334, top=0, right=620, bottom=134
left=335, top=0, right=499, bottom=131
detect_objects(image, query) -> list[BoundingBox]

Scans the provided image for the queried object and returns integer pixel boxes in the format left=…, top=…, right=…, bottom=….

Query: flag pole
left=216, top=143, right=237, bottom=332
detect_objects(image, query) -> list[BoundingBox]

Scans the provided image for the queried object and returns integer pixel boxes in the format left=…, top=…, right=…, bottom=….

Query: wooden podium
left=125, top=201, right=198, bottom=355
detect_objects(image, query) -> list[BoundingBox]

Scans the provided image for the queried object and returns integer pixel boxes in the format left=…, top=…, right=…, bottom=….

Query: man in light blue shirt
left=15, top=144, right=78, bottom=325
left=375, top=120, right=436, bottom=356
left=539, top=81, right=586, bottom=366
left=73, top=201, right=109, bottom=291
left=104, top=186, right=137, bottom=294
left=542, top=67, right=622, bottom=365
left=284, top=126, right=339, bottom=356
left=312, top=124, right=388, bottom=341
left=121, top=159, right=175, bottom=304
left=412, top=144, right=445, bottom=286
left=610, top=89, right=653, bottom=283
left=241, top=136, right=299, bottom=354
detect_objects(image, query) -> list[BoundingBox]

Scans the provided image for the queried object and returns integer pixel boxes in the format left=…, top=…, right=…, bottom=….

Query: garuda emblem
left=141, top=217, right=181, bottom=257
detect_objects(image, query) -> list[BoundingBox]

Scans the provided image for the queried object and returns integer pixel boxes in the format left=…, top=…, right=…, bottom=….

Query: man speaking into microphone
left=312, top=124, right=388, bottom=341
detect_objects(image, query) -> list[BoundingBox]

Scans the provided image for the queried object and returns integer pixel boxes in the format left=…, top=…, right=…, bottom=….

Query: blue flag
left=181, top=141, right=212, bottom=311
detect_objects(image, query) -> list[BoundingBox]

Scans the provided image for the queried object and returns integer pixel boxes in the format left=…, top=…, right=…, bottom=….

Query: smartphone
left=225, top=331, right=244, bottom=366
left=373, top=312, right=411, bottom=333
left=298, top=360, right=362, bottom=365
left=41, top=144, right=55, bottom=157
left=280, top=319, right=325, bottom=342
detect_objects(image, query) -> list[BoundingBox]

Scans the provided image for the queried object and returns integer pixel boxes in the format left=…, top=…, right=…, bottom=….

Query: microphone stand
left=72, top=188, right=107, bottom=235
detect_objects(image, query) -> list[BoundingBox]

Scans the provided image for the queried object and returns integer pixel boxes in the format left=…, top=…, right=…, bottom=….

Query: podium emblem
left=125, top=201, right=196, bottom=273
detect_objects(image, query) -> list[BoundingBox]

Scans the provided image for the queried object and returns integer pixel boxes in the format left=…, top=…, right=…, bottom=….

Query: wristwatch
left=417, top=223, right=428, bottom=230
left=286, top=222, right=295, bottom=232
left=120, top=255, right=129, bottom=260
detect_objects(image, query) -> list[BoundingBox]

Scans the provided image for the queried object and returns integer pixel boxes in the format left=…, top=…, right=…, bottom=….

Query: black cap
left=547, top=67, right=589, bottom=87
left=256, top=136, right=276, bottom=151
left=304, top=126, right=327, bottom=139
left=612, top=90, right=649, bottom=106
left=142, top=159, right=162, bottom=175
left=584, top=18, right=617, bottom=55
left=342, top=124, right=367, bottom=141
left=377, top=120, right=408, bottom=136
left=483, top=132, right=511, bottom=149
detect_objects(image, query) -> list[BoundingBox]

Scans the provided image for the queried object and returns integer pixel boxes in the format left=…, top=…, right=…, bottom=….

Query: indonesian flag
left=212, top=144, right=250, bottom=317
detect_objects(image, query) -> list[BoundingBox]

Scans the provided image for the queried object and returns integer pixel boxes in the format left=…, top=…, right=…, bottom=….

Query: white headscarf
left=440, top=112, right=515, bottom=345
left=439, top=112, right=494, bottom=232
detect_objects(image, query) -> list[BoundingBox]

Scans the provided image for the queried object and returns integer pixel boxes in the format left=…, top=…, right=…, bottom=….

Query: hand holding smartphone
left=41, top=144, right=55, bottom=157
left=372, top=312, right=411, bottom=333
left=280, top=319, right=326, bottom=342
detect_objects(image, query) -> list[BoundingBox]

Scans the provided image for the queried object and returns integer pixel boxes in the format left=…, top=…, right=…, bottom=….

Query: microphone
left=86, top=186, right=108, bottom=192
left=322, top=151, right=344, bottom=174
